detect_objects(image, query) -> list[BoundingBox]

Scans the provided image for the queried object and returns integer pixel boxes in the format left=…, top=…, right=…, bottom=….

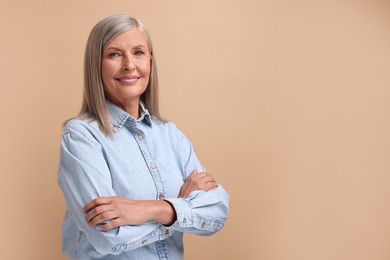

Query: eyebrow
left=104, top=44, right=148, bottom=51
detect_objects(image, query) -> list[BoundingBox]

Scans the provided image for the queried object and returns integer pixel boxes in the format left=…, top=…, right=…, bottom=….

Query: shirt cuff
left=163, top=197, right=193, bottom=228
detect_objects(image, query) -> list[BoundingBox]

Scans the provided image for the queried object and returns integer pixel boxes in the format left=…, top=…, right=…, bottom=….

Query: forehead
left=106, top=28, right=149, bottom=49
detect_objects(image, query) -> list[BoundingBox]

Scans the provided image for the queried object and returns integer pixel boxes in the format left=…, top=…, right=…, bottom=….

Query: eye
left=109, top=52, right=121, bottom=58
left=134, top=50, right=145, bottom=56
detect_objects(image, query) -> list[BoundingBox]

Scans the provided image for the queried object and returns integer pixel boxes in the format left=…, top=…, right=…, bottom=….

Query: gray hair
left=78, top=14, right=163, bottom=136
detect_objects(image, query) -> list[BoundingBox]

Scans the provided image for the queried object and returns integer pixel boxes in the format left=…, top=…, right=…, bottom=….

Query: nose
left=122, top=55, right=136, bottom=71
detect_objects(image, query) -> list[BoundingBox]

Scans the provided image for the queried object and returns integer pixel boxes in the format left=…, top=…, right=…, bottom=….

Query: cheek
left=101, top=61, right=117, bottom=79
left=140, top=60, right=151, bottom=76
left=101, top=63, right=109, bottom=83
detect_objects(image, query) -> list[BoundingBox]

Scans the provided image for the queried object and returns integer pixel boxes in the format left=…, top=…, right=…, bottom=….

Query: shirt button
left=138, top=135, right=144, bottom=140
left=149, top=162, right=156, bottom=169
left=159, top=194, right=165, bottom=199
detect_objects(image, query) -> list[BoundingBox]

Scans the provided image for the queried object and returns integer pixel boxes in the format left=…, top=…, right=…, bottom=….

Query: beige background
left=1, top=0, right=390, bottom=259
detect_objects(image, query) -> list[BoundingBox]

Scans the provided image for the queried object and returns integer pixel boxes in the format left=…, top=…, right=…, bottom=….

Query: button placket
left=132, top=127, right=166, bottom=202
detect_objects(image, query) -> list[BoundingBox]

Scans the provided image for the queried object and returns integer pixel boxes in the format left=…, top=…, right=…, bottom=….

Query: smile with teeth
left=116, top=76, right=140, bottom=84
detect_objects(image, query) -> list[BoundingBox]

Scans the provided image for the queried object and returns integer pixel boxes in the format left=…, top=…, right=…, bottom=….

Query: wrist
left=150, top=200, right=176, bottom=225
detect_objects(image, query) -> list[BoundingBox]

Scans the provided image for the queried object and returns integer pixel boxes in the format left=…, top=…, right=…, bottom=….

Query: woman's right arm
left=57, top=123, right=174, bottom=255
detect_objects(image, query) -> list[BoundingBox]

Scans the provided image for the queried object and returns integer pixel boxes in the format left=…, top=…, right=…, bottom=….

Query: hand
left=83, top=197, right=175, bottom=231
left=178, top=170, right=218, bottom=198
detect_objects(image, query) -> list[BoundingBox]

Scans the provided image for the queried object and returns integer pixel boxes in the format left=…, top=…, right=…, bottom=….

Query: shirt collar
left=106, top=100, right=153, bottom=132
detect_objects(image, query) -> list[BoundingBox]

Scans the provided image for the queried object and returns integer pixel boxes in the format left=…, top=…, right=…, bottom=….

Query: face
left=101, top=28, right=151, bottom=114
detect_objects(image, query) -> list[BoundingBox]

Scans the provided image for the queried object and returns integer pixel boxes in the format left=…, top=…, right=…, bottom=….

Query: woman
left=57, top=14, right=229, bottom=259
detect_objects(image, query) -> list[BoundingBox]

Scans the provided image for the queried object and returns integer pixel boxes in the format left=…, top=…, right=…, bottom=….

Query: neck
left=110, top=98, right=140, bottom=119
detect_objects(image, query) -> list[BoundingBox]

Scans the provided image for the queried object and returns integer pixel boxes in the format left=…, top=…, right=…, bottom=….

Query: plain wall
left=1, top=0, right=390, bottom=259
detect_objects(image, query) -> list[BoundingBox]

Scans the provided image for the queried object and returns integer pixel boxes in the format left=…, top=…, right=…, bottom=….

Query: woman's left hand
left=83, top=197, right=175, bottom=231
left=178, top=170, right=217, bottom=198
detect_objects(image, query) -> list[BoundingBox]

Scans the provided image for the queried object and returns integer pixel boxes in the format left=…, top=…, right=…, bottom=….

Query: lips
left=115, top=75, right=140, bottom=84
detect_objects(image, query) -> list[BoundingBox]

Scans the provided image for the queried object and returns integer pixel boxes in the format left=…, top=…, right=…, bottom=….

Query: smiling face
left=101, top=28, right=151, bottom=118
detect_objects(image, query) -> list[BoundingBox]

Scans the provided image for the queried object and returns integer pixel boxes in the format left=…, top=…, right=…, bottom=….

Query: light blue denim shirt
left=57, top=101, right=229, bottom=259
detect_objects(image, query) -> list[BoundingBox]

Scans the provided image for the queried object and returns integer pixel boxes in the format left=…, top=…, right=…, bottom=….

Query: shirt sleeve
left=164, top=124, right=229, bottom=236
left=57, top=122, right=172, bottom=255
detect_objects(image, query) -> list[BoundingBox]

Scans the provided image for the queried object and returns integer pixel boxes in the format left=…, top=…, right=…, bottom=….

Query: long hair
left=75, top=14, right=163, bottom=136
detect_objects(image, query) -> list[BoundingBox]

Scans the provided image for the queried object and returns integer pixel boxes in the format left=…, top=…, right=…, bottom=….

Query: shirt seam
left=63, top=125, right=103, bottom=151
